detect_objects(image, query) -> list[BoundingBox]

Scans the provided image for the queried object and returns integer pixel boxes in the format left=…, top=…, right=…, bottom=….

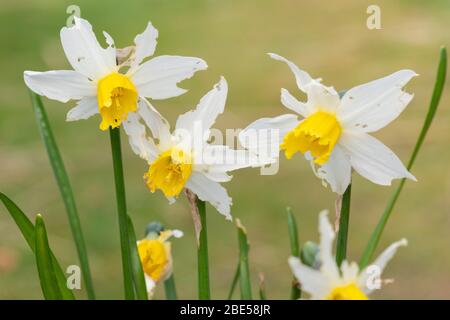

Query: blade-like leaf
left=226, top=263, right=240, bottom=300
left=0, top=192, right=75, bottom=299
left=164, top=275, right=178, bottom=300
left=236, top=219, right=252, bottom=300
left=359, top=47, right=447, bottom=268
left=286, top=207, right=301, bottom=299
left=336, top=184, right=352, bottom=266
left=29, top=91, right=95, bottom=299
left=35, top=214, right=62, bottom=300
left=126, top=215, right=148, bottom=300
left=258, top=272, right=267, bottom=300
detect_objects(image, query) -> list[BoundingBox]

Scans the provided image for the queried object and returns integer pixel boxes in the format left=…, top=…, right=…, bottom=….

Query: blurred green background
left=1, top=0, right=449, bottom=299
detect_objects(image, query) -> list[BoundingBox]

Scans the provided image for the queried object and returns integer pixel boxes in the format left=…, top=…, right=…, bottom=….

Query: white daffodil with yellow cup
left=124, top=77, right=271, bottom=220
left=240, top=53, right=417, bottom=194
left=289, top=211, right=407, bottom=300
left=24, top=17, right=207, bottom=131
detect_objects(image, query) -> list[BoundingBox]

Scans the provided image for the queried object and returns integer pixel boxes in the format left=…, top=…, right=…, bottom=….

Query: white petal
left=340, top=261, right=360, bottom=283
left=281, top=88, right=311, bottom=117
left=338, top=70, right=417, bottom=132
left=316, top=146, right=351, bottom=195
left=185, top=171, right=232, bottom=220
left=144, top=274, right=156, bottom=298
left=175, top=77, right=227, bottom=137
left=318, top=211, right=340, bottom=280
left=358, top=238, right=407, bottom=293
left=288, top=257, right=330, bottom=299
left=122, top=112, right=159, bottom=162
left=305, top=82, right=340, bottom=113
left=200, top=170, right=232, bottom=183
left=137, top=98, right=172, bottom=150
left=166, top=196, right=176, bottom=205
left=66, top=96, right=98, bottom=121
left=195, top=144, right=266, bottom=176
left=132, top=55, right=207, bottom=100
left=24, top=70, right=95, bottom=103
left=129, top=22, right=159, bottom=72
left=239, top=114, right=299, bottom=159
left=339, top=132, right=416, bottom=185
left=369, top=239, right=408, bottom=273
left=268, top=53, right=314, bottom=92
left=60, top=17, right=117, bottom=79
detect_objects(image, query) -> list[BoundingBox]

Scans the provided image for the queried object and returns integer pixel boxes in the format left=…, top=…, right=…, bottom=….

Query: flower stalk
left=196, top=198, right=211, bottom=300
left=109, top=127, right=134, bottom=299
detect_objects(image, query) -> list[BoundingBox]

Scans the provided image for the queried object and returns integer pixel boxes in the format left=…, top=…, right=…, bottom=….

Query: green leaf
left=196, top=199, right=211, bottom=300
left=109, top=127, right=135, bottom=300
left=227, top=263, right=240, bottom=300
left=126, top=215, right=148, bottom=300
left=336, top=184, right=352, bottom=266
left=236, top=219, right=252, bottom=300
left=286, top=207, right=299, bottom=257
left=29, top=91, right=95, bottom=299
left=0, top=192, right=75, bottom=300
left=35, top=214, right=62, bottom=300
left=286, top=207, right=301, bottom=299
left=359, top=47, right=447, bottom=269
left=164, top=275, right=178, bottom=300
left=258, top=273, right=267, bottom=300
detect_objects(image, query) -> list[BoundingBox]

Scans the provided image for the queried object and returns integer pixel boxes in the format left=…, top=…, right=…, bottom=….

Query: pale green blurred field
left=1, top=0, right=449, bottom=299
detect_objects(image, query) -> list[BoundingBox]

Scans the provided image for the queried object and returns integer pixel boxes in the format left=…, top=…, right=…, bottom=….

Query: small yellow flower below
left=281, top=111, right=341, bottom=165
left=137, top=239, right=170, bottom=282
left=144, top=148, right=193, bottom=197
left=327, top=283, right=368, bottom=300
left=97, top=72, right=138, bottom=131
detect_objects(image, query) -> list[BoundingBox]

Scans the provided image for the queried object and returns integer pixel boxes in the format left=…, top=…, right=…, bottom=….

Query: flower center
left=327, top=283, right=368, bottom=300
left=137, top=239, right=168, bottom=281
left=97, top=72, right=138, bottom=131
left=144, top=148, right=193, bottom=197
left=281, top=111, right=341, bottom=165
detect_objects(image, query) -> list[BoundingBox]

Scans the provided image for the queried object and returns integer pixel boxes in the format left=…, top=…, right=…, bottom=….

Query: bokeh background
left=1, top=0, right=449, bottom=299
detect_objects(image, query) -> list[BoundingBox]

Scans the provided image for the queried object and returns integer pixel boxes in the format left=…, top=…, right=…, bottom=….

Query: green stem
left=286, top=207, right=301, bottom=299
left=126, top=215, right=148, bottom=300
left=336, top=184, right=351, bottom=266
left=197, top=199, right=210, bottom=300
left=164, top=275, right=178, bottom=300
left=359, top=47, right=447, bottom=269
left=109, top=128, right=134, bottom=300
left=30, top=92, right=95, bottom=299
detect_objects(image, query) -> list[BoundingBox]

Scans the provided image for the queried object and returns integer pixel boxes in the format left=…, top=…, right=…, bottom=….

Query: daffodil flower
left=124, top=77, right=268, bottom=220
left=240, top=53, right=417, bottom=194
left=137, top=229, right=183, bottom=297
left=24, top=17, right=207, bottom=131
left=289, top=211, right=407, bottom=300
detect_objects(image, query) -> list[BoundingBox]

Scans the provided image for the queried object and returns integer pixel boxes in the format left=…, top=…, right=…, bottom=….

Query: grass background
left=1, top=0, right=449, bottom=299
